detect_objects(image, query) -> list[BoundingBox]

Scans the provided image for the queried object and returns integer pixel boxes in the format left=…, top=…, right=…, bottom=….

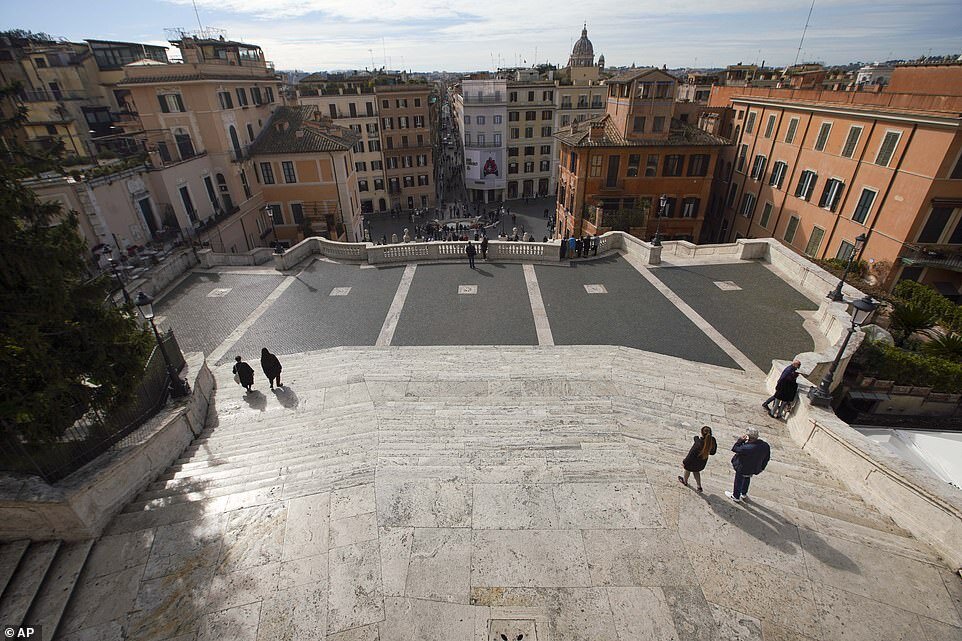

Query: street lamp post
left=106, top=250, right=131, bottom=306
left=134, top=291, right=190, bottom=399
left=828, top=233, right=868, bottom=302
left=652, top=194, right=667, bottom=247
left=807, top=294, right=879, bottom=407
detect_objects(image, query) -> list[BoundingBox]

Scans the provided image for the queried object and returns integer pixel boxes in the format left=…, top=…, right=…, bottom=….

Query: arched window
left=216, top=173, right=233, bottom=212
left=229, top=125, right=242, bottom=157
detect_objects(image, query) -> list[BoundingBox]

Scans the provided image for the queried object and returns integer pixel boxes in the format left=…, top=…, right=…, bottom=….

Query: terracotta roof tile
left=249, top=105, right=359, bottom=155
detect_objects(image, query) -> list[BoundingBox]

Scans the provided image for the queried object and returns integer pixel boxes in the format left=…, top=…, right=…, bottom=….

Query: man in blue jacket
left=725, top=427, right=771, bottom=502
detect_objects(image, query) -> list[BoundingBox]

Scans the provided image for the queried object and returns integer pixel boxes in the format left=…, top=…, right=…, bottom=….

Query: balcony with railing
left=19, top=89, right=87, bottom=102
left=464, top=95, right=506, bottom=105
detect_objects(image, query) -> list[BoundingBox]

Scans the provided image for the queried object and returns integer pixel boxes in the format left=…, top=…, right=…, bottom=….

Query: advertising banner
left=465, top=148, right=503, bottom=185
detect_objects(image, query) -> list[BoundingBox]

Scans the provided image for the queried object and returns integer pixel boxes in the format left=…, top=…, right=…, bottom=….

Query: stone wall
left=0, top=353, right=215, bottom=541
left=782, top=375, right=962, bottom=569
left=198, top=247, right=275, bottom=268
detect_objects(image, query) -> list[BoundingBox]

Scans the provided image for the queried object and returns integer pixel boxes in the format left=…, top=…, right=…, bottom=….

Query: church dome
left=568, top=24, right=595, bottom=68
left=572, top=26, right=593, bottom=58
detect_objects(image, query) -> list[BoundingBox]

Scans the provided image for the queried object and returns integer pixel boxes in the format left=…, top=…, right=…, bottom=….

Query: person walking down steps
left=261, top=348, right=283, bottom=390
left=677, top=425, right=717, bottom=492
left=763, top=359, right=800, bottom=419
left=232, top=355, right=255, bottom=393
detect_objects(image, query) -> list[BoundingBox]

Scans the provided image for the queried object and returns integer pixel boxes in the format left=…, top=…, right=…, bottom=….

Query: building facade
left=707, top=79, right=962, bottom=294
left=0, top=34, right=169, bottom=160
left=456, top=78, right=508, bottom=203
left=249, top=106, right=361, bottom=243
left=555, top=68, right=727, bottom=242
left=506, top=74, right=555, bottom=198
left=377, top=84, right=436, bottom=211
left=118, top=35, right=282, bottom=253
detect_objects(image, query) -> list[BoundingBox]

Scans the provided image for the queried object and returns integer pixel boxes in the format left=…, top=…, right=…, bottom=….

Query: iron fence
left=0, top=331, right=186, bottom=484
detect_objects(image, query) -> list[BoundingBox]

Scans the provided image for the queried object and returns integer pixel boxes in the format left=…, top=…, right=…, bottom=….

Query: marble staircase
left=0, top=539, right=93, bottom=641
left=50, top=346, right=961, bottom=641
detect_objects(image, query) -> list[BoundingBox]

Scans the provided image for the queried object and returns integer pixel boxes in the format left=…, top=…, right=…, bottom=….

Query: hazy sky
left=4, top=0, right=960, bottom=71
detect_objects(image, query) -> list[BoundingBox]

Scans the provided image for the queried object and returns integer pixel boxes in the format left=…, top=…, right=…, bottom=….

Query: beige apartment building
left=297, top=80, right=388, bottom=214
left=249, top=106, right=361, bottom=242
left=298, top=74, right=437, bottom=212
left=117, top=35, right=282, bottom=253
left=708, top=68, right=962, bottom=296
left=506, top=75, right=555, bottom=198
left=0, top=35, right=168, bottom=159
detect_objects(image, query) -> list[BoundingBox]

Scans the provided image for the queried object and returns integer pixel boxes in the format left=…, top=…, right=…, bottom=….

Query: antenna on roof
left=793, top=0, right=816, bottom=68
left=191, top=0, right=204, bottom=32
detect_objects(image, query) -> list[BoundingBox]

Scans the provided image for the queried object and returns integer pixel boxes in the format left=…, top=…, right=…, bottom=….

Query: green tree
left=889, top=300, right=938, bottom=347
left=0, top=81, right=152, bottom=443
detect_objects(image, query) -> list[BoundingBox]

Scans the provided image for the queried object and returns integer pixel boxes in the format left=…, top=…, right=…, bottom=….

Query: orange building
left=554, top=68, right=727, bottom=241
left=376, top=84, right=437, bottom=211
left=707, top=73, right=962, bottom=296
left=249, top=106, right=361, bottom=243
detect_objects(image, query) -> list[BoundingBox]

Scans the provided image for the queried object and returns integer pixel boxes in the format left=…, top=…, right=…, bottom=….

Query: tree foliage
left=0, top=81, right=152, bottom=442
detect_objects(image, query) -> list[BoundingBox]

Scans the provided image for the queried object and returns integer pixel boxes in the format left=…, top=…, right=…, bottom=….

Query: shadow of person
left=698, top=492, right=799, bottom=555
left=272, top=386, right=299, bottom=409
left=474, top=267, right=494, bottom=278
left=244, top=390, right=267, bottom=412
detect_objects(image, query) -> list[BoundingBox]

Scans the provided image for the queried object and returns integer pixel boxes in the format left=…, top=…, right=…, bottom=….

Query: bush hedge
left=855, top=340, right=962, bottom=393
left=892, top=280, right=962, bottom=334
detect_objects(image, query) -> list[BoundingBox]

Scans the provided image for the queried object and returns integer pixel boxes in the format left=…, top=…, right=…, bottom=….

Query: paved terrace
left=45, top=246, right=962, bottom=640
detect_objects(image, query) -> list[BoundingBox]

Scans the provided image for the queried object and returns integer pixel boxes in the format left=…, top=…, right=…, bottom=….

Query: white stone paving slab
left=713, top=281, right=742, bottom=291
left=330, top=287, right=352, bottom=296
left=207, top=288, right=233, bottom=297
left=458, top=284, right=478, bottom=295
left=584, top=284, right=608, bottom=294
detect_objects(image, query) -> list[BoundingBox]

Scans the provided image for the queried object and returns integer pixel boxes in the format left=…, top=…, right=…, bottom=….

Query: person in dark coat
left=261, top=348, right=283, bottom=390
left=583, top=235, right=592, bottom=258
left=575, top=237, right=583, bottom=257
left=232, top=355, right=255, bottom=393
left=763, top=360, right=800, bottom=418
left=465, top=241, right=477, bottom=269
left=480, top=236, right=489, bottom=260
left=772, top=370, right=799, bottom=419
left=678, top=425, right=717, bottom=492
left=725, top=427, right=771, bottom=502
left=593, top=236, right=599, bottom=255
left=560, top=233, right=568, bottom=259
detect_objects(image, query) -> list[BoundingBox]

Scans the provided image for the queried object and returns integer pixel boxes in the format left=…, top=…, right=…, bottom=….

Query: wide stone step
left=25, top=540, right=94, bottom=641
left=0, top=541, right=60, bottom=629
left=0, top=540, right=30, bottom=598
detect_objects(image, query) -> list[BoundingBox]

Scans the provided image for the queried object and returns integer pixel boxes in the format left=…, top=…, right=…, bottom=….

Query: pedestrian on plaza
left=232, top=356, right=255, bottom=393
left=593, top=236, right=600, bottom=256
left=524, top=196, right=529, bottom=205
left=567, top=235, right=576, bottom=258
left=678, top=425, right=717, bottom=492
left=466, top=240, right=477, bottom=269
left=543, top=236, right=548, bottom=242
left=480, top=236, right=488, bottom=260
left=583, top=234, right=591, bottom=257
left=391, top=233, right=399, bottom=244
left=544, top=208, right=549, bottom=219
left=762, top=360, right=801, bottom=418
left=575, top=237, right=583, bottom=257
left=260, top=348, right=283, bottom=390
left=559, top=234, right=568, bottom=259
left=725, top=427, right=771, bottom=502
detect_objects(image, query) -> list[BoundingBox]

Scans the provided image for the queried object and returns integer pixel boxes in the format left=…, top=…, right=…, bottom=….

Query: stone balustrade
left=198, top=247, right=274, bottom=268
left=780, top=366, right=962, bottom=569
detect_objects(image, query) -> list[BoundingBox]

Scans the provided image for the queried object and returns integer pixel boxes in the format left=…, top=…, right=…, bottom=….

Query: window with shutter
left=805, top=226, right=825, bottom=256
left=851, top=188, right=876, bottom=223
left=750, top=155, right=767, bottom=180
left=875, top=131, right=901, bottom=166
left=764, top=115, right=776, bottom=138
left=814, top=122, right=832, bottom=151
left=759, top=202, right=773, bottom=229
left=745, top=111, right=757, bottom=133
left=819, top=179, right=844, bottom=211
left=841, top=126, right=862, bottom=158
left=784, top=215, right=800, bottom=243
left=769, top=161, right=787, bottom=189
left=785, top=118, right=799, bottom=143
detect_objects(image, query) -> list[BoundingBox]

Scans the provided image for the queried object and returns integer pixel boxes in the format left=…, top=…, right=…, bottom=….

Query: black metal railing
left=0, top=331, right=186, bottom=483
